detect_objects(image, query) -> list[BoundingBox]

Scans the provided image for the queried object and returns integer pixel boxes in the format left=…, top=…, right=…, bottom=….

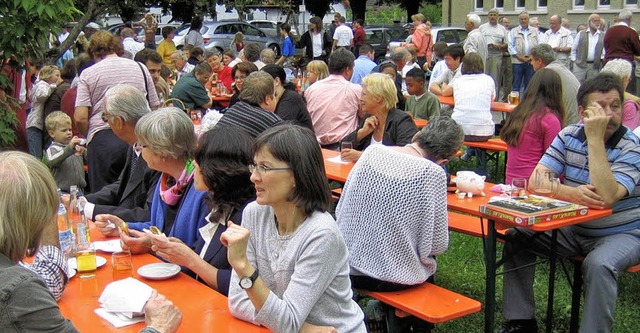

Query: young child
left=405, top=68, right=440, bottom=120
left=27, top=65, right=62, bottom=159
left=428, top=42, right=448, bottom=87
left=401, top=46, right=421, bottom=98
left=43, top=111, right=86, bottom=193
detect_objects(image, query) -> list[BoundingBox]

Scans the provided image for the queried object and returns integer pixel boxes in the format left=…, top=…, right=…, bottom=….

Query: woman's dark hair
left=254, top=124, right=332, bottom=215
left=461, top=52, right=484, bottom=74
left=60, top=58, right=76, bottom=82
left=196, top=126, right=255, bottom=221
left=500, top=68, right=565, bottom=147
left=261, top=64, right=296, bottom=91
left=309, top=16, right=323, bottom=32
left=190, top=16, right=203, bottom=31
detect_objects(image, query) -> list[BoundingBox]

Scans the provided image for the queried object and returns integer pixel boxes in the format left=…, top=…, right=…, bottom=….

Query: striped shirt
left=216, top=101, right=282, bottom=138
left=540, top=124, right=640, bottom=237
left=76, top=56, right=159, bottom=142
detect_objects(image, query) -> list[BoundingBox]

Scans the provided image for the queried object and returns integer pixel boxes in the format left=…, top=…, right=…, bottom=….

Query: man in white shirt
left=480, top=8, right=509, bottom=96
left=464, top=13, right=488, bottom=68
left=572, top=14, right=604, bottom=85
left=542, top=15, right=574, bottom=69
left=332, top=16, right=354, bottom=52
left=121, top=28, right=145, bottom=58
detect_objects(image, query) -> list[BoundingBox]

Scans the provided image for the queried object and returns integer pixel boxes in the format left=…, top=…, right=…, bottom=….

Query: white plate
left=94, top=239, right=123, bottom=253
left=68, top=255, right=107, bottom=270
left=137, top=263, right=181, bottom=280
left=67, top=269, right=76, bottom=279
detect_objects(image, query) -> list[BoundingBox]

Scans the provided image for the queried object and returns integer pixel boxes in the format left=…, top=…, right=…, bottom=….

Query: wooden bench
left=448, top=211, right=507, bottom=239
left=463, top=138, right=508, bottom=183
left=359, top=282, right=482, bottom=324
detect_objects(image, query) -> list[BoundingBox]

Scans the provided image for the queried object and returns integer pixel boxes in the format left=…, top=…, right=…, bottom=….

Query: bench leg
left=570, top=261, right=583, bottom=333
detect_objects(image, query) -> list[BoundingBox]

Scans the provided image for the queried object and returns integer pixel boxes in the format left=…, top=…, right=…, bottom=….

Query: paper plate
left=94, top=239, right=123, bottom=253
left=68, top=255, right=107, bottom=270
left=137, top=263, right=181, bottom=280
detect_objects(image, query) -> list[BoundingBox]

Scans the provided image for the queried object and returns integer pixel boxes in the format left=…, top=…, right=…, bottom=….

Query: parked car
left=174, top=21, right=281, bottom=57
left=155, top=23, right=182, bottom=44
left=385, top=26, right=468, bottom=59
left=248, top=20, right=298, bottom=38
left=106, top=22, right=144, bottom=42
left=364, top=25, right=409, bottom=63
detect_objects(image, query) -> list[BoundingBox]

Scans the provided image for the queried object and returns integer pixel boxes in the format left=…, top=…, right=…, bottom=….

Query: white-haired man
left=542, top=15, right=573, bottom=69
left=571, top=14, right=604, bottom=85
left=464, top=13, right=488, bottom=67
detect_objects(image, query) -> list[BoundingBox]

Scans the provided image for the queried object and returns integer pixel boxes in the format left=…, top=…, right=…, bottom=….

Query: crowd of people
left=1, top=7, right=640, bottom=333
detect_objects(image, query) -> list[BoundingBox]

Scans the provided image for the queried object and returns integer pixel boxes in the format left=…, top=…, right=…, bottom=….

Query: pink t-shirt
left=506, top=108, right=562, bottom=184
left=622, top=98, right=639, bottom=131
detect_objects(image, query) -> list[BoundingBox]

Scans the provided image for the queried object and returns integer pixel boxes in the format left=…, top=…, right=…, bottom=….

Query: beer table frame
left=58, top=227, right=269, bottom=333
left=437, top=96, right=515, bottom=113
left=446, top=185, right=611, bottom=333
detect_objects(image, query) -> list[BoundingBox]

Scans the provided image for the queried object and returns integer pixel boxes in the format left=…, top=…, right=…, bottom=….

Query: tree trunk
left=350, top=0, right=366, bottom=21
left=404, top=0, right=420, bottom=23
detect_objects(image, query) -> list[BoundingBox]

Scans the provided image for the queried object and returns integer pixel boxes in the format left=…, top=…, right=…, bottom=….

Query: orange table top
left=211, top=95, right=231, bottom=102
left=58, top=227, right=268, bottom=333
left=413, top=118, right=428, bottom=129
left=446, top=182, right=612, bottom=232
left=437, top=96, right=515, bottom=113
left=322, top=148, right=355, bottom=183
left=463, top=138, right=508, bottom=151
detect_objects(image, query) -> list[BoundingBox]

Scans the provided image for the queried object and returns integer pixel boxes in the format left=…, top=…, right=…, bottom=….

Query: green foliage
left=354, top=3, right=442, bottom=25
left=0, top=0, right=79, bottom=148
left=421, top=3, right=442, bottom=24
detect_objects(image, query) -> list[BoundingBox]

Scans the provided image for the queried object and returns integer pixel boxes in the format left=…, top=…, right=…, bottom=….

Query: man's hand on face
left=582, top=101, right=610, bottom=142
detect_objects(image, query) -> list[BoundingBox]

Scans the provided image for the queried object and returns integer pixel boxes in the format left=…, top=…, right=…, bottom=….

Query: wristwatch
left=239, top=269, right=259, bottom=289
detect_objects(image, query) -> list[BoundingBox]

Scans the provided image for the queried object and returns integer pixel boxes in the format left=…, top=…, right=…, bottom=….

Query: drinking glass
left=341, top=141, right=353, bottom=151
left=112, top=251, right=133, bottom=281
left=508, top=91, right=520, bottom=105
left=76, top=243, right=97, bottom=279
left=533, top=170, right=560, bottom=196
left=511, top=177, right=528, bottom=197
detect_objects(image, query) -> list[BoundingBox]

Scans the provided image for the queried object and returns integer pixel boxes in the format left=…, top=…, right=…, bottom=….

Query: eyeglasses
left=101, top=112, right=114, bottom=123
left=133, top=142, right=148, bottom=152
left=248, top=164, right=291, bottom=175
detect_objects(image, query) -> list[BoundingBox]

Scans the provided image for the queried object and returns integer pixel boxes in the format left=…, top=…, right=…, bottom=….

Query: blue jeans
left=512, top=62, right=534, bottom=94
left=27, top=127, right=43, bottom=160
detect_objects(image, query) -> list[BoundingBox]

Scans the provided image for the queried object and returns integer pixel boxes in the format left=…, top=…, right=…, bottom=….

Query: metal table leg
left=485, top=219, right=497, bottom=333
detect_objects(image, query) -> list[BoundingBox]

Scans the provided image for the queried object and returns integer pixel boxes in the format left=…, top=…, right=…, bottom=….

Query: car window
left=215, top=24, right=232, bottom=35
left=242, top=24, right=264, bottom=37
left=387, top=29, right=406, bottom=41
left=457, top=30, right=468, bottom=42
left=366, top=30, right=384, bottom=43
left=176, top=25, right=190, bottom=36
left=436, top=30, right=458, bottom=44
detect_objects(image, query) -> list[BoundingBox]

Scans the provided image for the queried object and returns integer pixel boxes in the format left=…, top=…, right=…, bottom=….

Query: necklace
left=406, top=144, right=425, bottom=158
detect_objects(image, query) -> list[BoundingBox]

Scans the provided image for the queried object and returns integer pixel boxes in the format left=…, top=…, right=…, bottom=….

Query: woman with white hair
left=601, top=58, right=640, bottom=130
left=0, top=151, right=182, bottom=333
left=95, top=107, right=209, bottom=253
left=340, top=73, right=419, bottom=163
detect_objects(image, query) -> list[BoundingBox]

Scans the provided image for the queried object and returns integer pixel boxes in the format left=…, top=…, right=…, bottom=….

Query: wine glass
left=511, top=177, right=528, bottom=197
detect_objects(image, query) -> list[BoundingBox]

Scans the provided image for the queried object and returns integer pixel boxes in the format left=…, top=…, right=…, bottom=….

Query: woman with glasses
left=95, top=107, right=209, bottom=254
left=222, top=124, right=366, bottom=333
left=340, top=73, right=418, bottom=163
left=228, top=61, right=259, bottom=108
left=148, top=126, right=255, bottom=296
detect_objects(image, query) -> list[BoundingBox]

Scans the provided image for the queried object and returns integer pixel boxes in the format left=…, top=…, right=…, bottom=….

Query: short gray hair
left=467, top=14, right=481, bottom=28
left=391, top=47, right=410, bottom=63
left=171, top=50, right=187, bottom=60
left=239, top=71, right=275, bottom=104
left=530, top=44, right=555, bottom=65
left=488, top=8, right=499, bottom=15
left=135, top=107, right=196, bottom=160
left=105, top=84, right=151, bottom=124
left=414, top=116, right=464, bottom=161
left=619, top=9, right=633, bottom=21
left=0, top=151, right=58, bottom=262
left=602, top=59, right=632, bottom=80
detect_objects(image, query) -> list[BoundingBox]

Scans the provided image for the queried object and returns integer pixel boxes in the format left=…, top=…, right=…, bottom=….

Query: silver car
left=386, top=26, right=468, bottom=59
left=175, top=21, right=282, bottom=56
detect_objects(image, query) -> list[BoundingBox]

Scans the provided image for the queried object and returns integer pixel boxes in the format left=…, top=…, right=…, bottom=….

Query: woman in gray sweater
left=221, top=124, right=366, bottom=333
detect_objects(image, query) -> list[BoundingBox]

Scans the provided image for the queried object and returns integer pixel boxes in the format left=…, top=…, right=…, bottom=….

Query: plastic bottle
left=70, top=186, right=90, bottom=245
left=217, top=80, right=226, bottom=95
left=57, top=190, right=73, bottom=259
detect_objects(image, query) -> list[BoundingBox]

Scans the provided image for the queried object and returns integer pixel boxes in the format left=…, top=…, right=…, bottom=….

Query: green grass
left=429, top=156, right=640, bottom=332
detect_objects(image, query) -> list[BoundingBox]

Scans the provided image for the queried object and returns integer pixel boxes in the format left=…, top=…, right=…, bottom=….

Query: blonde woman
left=340, top=73, right=418, bottom=163
left=230, top=32, right=245, bottom=57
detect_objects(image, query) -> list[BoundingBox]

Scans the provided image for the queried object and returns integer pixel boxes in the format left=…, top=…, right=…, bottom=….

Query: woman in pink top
left=500, top=68, right=565, bottom=184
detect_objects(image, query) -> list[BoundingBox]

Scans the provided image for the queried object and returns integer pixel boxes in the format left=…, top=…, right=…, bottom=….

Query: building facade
left=443, top=0, right=640, bottom=31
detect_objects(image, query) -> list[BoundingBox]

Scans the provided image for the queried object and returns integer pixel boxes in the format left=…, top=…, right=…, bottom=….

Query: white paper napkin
left=94, top=308, right=145, bottom=328
left=327, top=155, right=351, bottom=164
left=98, top=277, right=153, bottom=314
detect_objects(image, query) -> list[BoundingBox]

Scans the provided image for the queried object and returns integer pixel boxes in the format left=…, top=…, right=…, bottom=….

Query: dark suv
left=364, top=25, right=409, bottom=63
